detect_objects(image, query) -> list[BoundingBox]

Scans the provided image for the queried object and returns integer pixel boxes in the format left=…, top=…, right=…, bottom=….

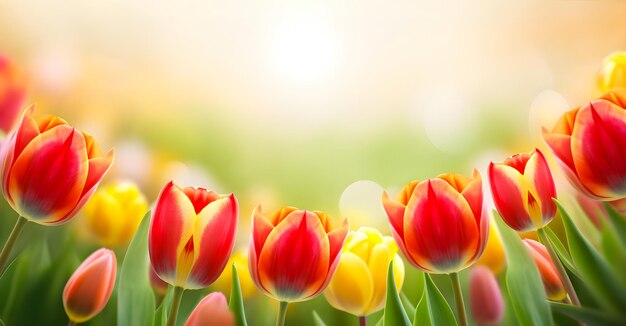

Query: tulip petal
left=572, top=100, right=626, bottom=198
left=149, top=182, right=196, bottom=284
left=257, top=210, right=330, bottom=301
left=8, top=126, right=88, bottom=223
left=324, top=252, right=374, bottom=316
left=489, top=163, right=535, bottom=231
left=186, top=194, right=238, bottom=288
left=461, top=170, right=484, bottom=230
left=311, top=217, right=349, bottom=299
left=524, top=150, right=556, bottom=225
left=364, top=245, right=404, bottom=314
left=404, top=179, right=479, bottom=272
left=382, top=191, right=405, bottom=242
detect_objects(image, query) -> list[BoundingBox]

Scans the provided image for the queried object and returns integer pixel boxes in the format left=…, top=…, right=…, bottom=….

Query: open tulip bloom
left=149, top=181, right=238, bottom=326
left=382, top=170, right=488, bottom=326
left=249, top=205, right=348, bottom=326
left=0, top=107, right=114, bottom=277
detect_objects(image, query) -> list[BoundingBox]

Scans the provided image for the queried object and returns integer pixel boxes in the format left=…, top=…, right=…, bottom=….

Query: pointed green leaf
left=383, top=262, right=411, bottom=326
left=423, top=274, right=457, bottom=326
left=604, top=204, right=626, bottom=248
left=413, top=287, right=431, bottom=326
left=312, top=311, right=327, bottom=326
left=550, top=302, right=623, bottom=326
left=400, top=292, right=416, bottom=318
left=229, top=264, right=247, bottom=326
left=494, top=213, right=553, bottom=325
left=557, top=201, right=626, bottom=313
left=541, top=227, right=578, bottom=277
left=118, top=212, right=155, bottom=326
left=154, top=286, right=173, bottom=326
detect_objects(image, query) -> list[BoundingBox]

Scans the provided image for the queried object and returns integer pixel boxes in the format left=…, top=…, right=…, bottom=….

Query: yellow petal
left=324, top=252, right=373, bottom=316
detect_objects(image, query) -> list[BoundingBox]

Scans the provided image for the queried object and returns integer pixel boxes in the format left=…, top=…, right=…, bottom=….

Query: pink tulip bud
left=185, top=292, right=234, bottom=326
left=469, top=265, right=504, bottom=326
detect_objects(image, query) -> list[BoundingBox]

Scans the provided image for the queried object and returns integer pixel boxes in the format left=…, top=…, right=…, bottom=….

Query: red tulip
left=1, top=107, right=114, bottom=225
left=63, top=248, right=117, bottom=324
left=522, top=239, right=566, bottom=301
left=0, top=55, right=27, bottom=135
left=248, top=206, right=349, bottom=302
left=469, top=266, right=504, bottom=326
left=185, top=292, right=234, bottom=326
left=149, top=181, right=238, bottom=289
left=382, top=170, right=488, bottom=273
left=489, top=149, right=556, bottom=232
left=543, top=91, right=626, bottom=201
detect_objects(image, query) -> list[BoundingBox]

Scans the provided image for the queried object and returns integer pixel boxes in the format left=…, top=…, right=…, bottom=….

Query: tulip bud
left=0, top=55, right=27, bottom=135
left=469, top=266, right=504, bottom=326
left=543, top=91, right=626, bottom=201
left=249, top=206, right=349, bottom=302
left=83, top=181, right=148, bottom=246
left=598, top=52, right=626, bottom=92
left=324, top=227, right=404, bottom=316
left=185, top=292, right=234, bottom=326
left=149, top=181, right=238, bottom=289
left=213, top=250, right=257, bottom=298
left=475, top=220, right=506, bottom=275
left=63, top=248, right=117, bottom=324
left=522, top=239, right=566, bottom=301
left=489, top=149, right=556, bottom=232
left=382, top=170, right=488, bottom=273
left=1, top=107, right=114, bottom=225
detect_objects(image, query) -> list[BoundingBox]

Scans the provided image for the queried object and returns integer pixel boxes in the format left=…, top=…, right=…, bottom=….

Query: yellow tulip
left=324, top=227, right=404, bottom=317
left=475, top=219, right=506, bottom=275
left=598, top=52, right=626, bottom=92
left=212, top=250, right=257, bottom=298
left=83, top=181, right=148, bottom=246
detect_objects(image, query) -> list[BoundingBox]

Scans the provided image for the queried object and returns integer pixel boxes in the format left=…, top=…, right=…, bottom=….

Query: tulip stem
left=166, top=286, right=184, bottom=326
left=276, top=301, right=288, bottom=326
left=359, top=315, right=367, bottom=326
left=537, top=227, right=580, bottom=306
left=0, top=216, right=27, bottom=277
left=450, top=272, right=468, bottom=326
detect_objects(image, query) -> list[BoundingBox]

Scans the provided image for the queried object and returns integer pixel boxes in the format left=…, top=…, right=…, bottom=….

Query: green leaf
left=541, top=227, right=578, bottom=278
left=154, top=286, right=173, bottom=326
left=118, top=212, right=155, bottom=326
left=494, top=213, right=553, bottom=326
left=400, top=292, right=416, bottom=318
left=423, top=274, right=457, bottom=326
left=604, top=204, right=626, bottom=248
left=383, top=261, right=411, bottom=326
left=229, top=264, right=247, bottom=326
left=557, top=201, right=626, bottom=313
left=413, top=286, right=431, bottom=326
left=312, top=311, right=327, bottom=326
left=550, top=302, right=623, bottom=326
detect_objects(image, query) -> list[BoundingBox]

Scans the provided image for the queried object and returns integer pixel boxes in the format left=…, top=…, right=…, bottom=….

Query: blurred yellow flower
left=212, top=250, right=257, bottom=298
left=83, top=181, right=148, bottom=246
left=598, top=51, right=626, bottom=92
left=324, top=227, right=404, bottom=317
left=475, top=220, right=506, bottom=275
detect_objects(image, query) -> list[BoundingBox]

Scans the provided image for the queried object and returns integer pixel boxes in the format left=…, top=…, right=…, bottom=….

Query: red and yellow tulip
left=489, top=149, right=556, bottom=232
left=248, top=206, right=349, bottom=302
left=522, top=239, right=566, bottom=301
left=1, top=107, right=114, bottom=225
left=0, top=55, right=27, bottom=135
left=469, top=265, right=504, bottom=326
left=382, top=171, right=488, bottom=273
left=543, top=91, right=626, bottom=201
left=324, top=227, right=405, bottom=317
left=185, top=292, right=234, bottom=326
left=63, top=248, right=117, bottom=324
left=148, top=181, right=238, bottom=289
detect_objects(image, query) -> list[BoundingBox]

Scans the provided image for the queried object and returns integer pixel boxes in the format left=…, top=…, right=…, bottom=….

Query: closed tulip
left=382, top=170, right=488, bottom=273
left=0, top=55, right=27, bottom=135
left=149, top=181, right=238, bottom=289
left=469, top=266, right=504, bottom=326
left=543, top=91, right=626, bottom=201
left=249, top=206, right=349, bottom=302
left=598, top=52, right=626, bottom=92
left=83, top=181, right=148, bottom=246
left=63, top=248, right=117, bottom=324
left=185, top=292, right=234, bottom=326
left=213, top=250, right=257, bottom=298
left=324, top=227, right=405, bottom=317
left=1, top=107, right=114, bottom=225
left=522, top=239, right=566, bottom=301
left=489, top=149, right=556, bottom=232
